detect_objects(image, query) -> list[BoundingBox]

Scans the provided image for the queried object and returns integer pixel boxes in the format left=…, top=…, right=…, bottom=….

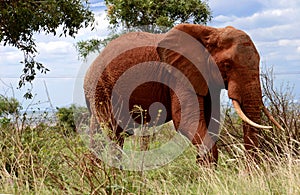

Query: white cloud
left=90, top=2, right=106, bottom=7
left=76, top=12, right=110, bottom=39
left=212, top=8, right=299, bottom=30
left=249, top=24, right=300, bottom=42
left=279, top=39, right=300, bottom=46
left=213, top=15, right=238, bottom=23
left=37, top=41, right=73, bottom=55
left=209, top=0, right=300, bottom=98
left=0, top=46, right=23, bottom=67
left=209, top=0, right=263, bottom=17
left=260, top=0, right=300, bottom=9
left=4, top=51, right=22, bottom=62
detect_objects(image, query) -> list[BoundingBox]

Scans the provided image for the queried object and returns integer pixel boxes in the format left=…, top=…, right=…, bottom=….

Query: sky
left=0, top=0, right=299, bottom=110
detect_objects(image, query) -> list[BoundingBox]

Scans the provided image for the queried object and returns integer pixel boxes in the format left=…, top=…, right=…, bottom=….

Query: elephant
left=84, top=24, right=282, bottom=166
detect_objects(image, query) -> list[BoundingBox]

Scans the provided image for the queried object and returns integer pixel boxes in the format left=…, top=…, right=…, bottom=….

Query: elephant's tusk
left=262, top=106, right=285, bottom=131
left=232, top=100, right=272, bottom=129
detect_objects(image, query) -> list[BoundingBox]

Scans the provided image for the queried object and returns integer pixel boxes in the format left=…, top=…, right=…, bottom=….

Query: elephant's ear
left=157, top=24, right=218, bottom=96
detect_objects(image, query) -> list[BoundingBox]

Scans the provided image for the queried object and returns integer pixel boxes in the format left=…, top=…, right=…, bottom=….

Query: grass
left=0, top=121, right=299, bottom=195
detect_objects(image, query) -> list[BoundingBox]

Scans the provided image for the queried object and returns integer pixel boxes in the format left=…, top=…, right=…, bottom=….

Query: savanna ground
left=0, top=69, right=299, bottom=194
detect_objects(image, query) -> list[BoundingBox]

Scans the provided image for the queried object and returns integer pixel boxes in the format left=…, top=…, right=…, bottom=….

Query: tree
left=0, top=95, right=21, bottom=126
left=0, top=96, right=20, bottom=117
left=106, top=0, right=211, bottom=31
left=76, top=0, right=212, bottom=60
left=0, top=0, right=94, bottom=98
left=56, top=104, right=89, bottom=135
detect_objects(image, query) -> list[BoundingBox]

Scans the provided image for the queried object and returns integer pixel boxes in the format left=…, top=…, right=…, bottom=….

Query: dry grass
left=0, top=118, right=299, bottom=194
left=0, top=69, right=299, bottom=194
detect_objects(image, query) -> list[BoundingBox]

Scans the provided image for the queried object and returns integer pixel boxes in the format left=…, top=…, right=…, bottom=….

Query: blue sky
left=0, top=0, right=299, bottom=109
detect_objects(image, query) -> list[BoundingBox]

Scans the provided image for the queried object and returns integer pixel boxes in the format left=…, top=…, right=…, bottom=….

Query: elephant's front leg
left=170, top=91, right=218, bottom=166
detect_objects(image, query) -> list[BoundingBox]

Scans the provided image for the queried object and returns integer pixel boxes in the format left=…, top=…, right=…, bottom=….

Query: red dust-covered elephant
left=84, top=24, right=282, bottom=165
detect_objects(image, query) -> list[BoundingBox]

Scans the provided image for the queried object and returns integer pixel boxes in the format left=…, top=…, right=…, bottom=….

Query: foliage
left=0, top=95, right=21, bottom=126
left=76, top=34, right=120, bottom=60
left=76, top=0, right=212, bottom=60
left=0, top=0, right=94, bottom=97
left=56, top=104, right=89, bottom=135
left=105, top=0, right=212, bottom=31
left=260, top=67, right=300, bottom=155
left=0, top=119, right=84, bottom=194
left=0, top=95, right=21, bottom=116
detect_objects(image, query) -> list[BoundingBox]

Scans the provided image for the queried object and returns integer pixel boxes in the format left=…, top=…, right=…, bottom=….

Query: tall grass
left=1, top=123, right=299, bottom=194
left=0, top=69, right=299, bottom=194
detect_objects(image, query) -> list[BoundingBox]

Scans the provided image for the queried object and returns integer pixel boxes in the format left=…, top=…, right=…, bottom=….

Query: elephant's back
left=84, top=32, right=164, bottom=106
left=88, top=32, right=164, bottom=72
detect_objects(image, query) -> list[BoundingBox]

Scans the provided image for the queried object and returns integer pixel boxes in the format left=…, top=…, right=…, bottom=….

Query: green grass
left=0, top=122, right=299, bottom=195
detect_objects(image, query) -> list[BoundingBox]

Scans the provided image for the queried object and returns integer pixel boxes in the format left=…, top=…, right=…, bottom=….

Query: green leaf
left=0, top=0, right=95, bottom=97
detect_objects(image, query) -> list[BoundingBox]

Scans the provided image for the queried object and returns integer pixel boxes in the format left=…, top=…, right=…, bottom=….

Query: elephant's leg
left=194, top=95, right=218, bottom=165
left=114, top=125, right=125, bottom=148
left=204, top=90, right=221, bottom=142
left=203, top=90, right=221, bottom=164
left=170, top=91, right=218, bottom=166
left=89, top=114, right=99, bottom=149
left=88, top=108, right=125, bottom=169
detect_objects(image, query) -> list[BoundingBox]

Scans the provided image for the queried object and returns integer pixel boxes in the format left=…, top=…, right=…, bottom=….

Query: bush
left=260, top=68, right=300, bottom=156
left=0, top=95, right=21, bottom=127
left=56, top=104, right=89, bottom=135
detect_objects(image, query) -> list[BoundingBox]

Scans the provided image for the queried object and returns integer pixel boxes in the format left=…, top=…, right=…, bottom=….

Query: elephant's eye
left=223, top=61, right=232, bottom=71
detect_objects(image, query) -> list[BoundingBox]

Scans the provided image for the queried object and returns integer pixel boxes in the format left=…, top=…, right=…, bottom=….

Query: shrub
left=56, top=104, right=89, bottom=135
left=0, top=96, right=21, bottom=127
left=260, top=68, right=300, bottom=156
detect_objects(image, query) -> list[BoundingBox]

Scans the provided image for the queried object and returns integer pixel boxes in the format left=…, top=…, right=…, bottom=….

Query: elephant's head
left=157, top=24, right=282, bottom=152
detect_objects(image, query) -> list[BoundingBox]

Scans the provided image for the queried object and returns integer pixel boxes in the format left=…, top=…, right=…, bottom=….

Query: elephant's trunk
left=231, top=84, right=284, bottom=153
left=228, top=72, right=266, bottom=152
left=240, top=92, right=264, bottom=152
